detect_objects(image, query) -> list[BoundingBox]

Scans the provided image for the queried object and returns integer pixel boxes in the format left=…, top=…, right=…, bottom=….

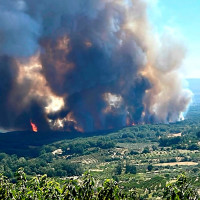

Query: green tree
left=115, top=162, right=122, bottom=175
left=163, top=174, right=199, bottom=200
left=125, top=163, right=137, bottom=174
left=152, top=145, right=158, bottom=151
left=142, top=147, right=150, bottom=154
left=147, top=164, right=153, bottom=171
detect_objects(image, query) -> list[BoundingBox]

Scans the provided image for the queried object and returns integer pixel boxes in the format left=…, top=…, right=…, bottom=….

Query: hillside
left=0, top=105, right=200, bottom=198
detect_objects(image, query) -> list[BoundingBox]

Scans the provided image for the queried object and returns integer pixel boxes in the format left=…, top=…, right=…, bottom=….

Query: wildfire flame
left=30, top=121, right=38, bottom=132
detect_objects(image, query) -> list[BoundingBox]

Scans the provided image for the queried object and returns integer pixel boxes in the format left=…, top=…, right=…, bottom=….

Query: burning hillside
left=0, top=0, right=192, bottom=132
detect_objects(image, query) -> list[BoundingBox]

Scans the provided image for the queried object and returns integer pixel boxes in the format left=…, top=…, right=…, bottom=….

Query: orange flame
left=30, top=121, right=38, bottom=132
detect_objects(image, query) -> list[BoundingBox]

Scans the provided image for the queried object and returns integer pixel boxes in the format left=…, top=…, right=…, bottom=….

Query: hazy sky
left=147, top=0, right=200, bottom=78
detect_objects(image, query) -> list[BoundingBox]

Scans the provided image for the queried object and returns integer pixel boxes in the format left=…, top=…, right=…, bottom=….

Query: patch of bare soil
left=154, top=162, right=198, bottom=166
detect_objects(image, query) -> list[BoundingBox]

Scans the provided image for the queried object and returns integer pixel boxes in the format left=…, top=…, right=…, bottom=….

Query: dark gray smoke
left=0, top=0, right=192, bottom=132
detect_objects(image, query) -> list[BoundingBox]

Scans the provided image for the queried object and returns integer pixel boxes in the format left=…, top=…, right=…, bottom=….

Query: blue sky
left=147, top=0, right=200, bottom=78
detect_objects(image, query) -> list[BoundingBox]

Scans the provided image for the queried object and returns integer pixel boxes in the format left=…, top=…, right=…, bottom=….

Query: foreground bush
left=163, top=174, right=199, bottom=200
left=0, top=168, right=139, bottom=200
left=0, top=169, right=199, bottom=199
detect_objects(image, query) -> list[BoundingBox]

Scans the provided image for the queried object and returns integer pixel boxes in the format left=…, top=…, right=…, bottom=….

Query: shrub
left=163, top=174, right=199, bottom=200
left=125, top=163, right=137, bottom=174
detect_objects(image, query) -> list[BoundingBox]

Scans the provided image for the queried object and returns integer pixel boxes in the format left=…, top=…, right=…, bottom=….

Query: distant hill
left=187, top=78, right=200, bottom=105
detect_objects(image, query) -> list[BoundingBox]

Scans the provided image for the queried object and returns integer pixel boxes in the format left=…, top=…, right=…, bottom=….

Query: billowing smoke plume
left=0, top=0, right=192, bottom=132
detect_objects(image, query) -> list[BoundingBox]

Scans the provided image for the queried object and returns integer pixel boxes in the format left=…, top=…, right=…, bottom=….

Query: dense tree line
left=0, top=153, right=83, bottom=179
